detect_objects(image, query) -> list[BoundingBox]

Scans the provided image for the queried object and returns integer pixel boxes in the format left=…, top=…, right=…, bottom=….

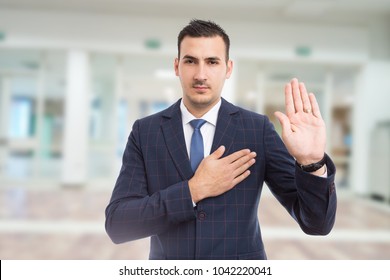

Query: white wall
left=352, top=62, right=390, bottom=195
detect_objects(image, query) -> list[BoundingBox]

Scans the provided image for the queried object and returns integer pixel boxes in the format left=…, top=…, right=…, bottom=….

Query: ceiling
left=0, top=0, right=389, bottom=25
left=0, top=0, right=383, bottom=103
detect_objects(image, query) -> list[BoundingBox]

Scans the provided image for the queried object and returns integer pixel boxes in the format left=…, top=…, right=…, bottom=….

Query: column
left=255, top=70, right=266, bottom=114
left=61, top=50, right=90, bottom=187
left=351, top=62, right=390, bottom=196
left=0, top=76, right=11, bottom=177
left=324, top=70, right=334, bottom=155
left=222, top=57, right=236, bottom=103
left=32, top=53, right=46, bottom=179
left=113, top=56, right=124, bottom=177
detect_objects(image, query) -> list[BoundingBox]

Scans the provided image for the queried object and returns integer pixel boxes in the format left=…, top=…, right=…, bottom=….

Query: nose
left=193, top=63, right=207, bottom=81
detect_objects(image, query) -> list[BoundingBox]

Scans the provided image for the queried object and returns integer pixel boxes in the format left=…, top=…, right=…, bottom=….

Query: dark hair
left=177, top=19, right=230, bottom=61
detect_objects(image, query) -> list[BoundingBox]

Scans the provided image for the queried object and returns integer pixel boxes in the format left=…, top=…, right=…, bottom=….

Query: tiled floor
left=0, top=186, right=389, bottom=260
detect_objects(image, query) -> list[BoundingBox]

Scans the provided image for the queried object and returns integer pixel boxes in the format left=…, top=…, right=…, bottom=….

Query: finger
left=230, top=151, right=256, bottom=170
left=299, top=82, right=311, bottom=113
left=209, top=145, right=225, bottom=159
left=231, top=157, right=256, bottom=178
left=291, top=78, right=303, bottom=113
left=309, top=93, right=322, bottom=119
left=223, top=148, right=251, bottom=164
left=231, top=170, right=251, bottom=188
left=274, top=111, right=292, bottom=136
left=284, top=82, right=295, bottom=117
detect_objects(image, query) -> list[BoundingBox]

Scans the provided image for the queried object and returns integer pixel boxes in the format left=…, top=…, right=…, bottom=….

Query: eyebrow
left=182, top=55, right=222, bottom=62
left=182, top=55, right=197, bottom=61
left=206, top=57, right=221, bottom=62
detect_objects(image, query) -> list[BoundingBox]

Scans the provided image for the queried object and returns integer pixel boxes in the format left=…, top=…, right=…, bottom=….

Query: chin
left=190, top=95, right=215, bottom=107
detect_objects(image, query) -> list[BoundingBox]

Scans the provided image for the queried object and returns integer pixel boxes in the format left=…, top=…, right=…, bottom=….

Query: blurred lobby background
left=0, top=0, right=389, bottom=260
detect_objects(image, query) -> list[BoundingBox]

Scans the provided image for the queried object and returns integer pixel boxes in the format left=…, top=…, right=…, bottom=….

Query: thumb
left=274, top=111, right=291, bottom=135
left=210, top=145, right=225, bottom=159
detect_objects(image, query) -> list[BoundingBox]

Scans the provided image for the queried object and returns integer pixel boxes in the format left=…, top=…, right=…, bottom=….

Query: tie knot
left=190, top=119, right=206, bottom=130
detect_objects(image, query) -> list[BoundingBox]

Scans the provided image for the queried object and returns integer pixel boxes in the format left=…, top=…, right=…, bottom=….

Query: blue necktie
left=190, top=119, right=207, bottom=172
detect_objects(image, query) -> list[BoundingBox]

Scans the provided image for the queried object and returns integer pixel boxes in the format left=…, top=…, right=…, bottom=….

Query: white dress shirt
left=180, top=98, right=327, bottom=181
left=180, top=99, right=221, bottom=159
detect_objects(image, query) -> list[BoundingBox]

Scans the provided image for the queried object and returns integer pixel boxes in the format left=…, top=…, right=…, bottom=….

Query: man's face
left=174, top=36, right=233, bottom=116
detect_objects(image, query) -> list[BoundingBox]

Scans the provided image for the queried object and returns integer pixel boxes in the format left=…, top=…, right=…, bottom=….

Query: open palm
left=274, top=78, right=326, bottom=165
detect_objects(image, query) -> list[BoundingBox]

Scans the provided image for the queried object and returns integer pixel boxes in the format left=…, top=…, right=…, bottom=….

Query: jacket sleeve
left=105, top=120, right=196, bottom=244
left=263, top=117, right=337, bottom=235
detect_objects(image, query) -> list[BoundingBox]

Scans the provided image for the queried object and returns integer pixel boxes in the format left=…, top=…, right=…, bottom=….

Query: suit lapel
left=161, top=100, right=194, bottom=180
left=211, top=98, right=239, bottom=155
left=161, top=98, right=240, bottom=180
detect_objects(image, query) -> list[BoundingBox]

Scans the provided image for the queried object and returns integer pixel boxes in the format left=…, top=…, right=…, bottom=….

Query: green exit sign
left=0, top=31, right=5, bottom=41
left=144, top=38, right=161, bottom=50
left=295, top=46, right=312, bottom=57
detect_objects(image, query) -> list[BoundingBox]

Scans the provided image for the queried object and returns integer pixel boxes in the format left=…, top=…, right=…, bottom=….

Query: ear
left=174, top=58, right=179, bottom=76
left=225, top=60, right=233, bottom=79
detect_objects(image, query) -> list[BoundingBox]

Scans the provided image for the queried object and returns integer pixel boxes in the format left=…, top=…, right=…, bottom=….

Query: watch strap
left=296, top=154, right=326, bottom=172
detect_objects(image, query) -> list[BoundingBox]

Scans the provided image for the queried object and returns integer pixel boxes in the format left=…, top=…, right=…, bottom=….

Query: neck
left=182, top=97, right=221, bottom=118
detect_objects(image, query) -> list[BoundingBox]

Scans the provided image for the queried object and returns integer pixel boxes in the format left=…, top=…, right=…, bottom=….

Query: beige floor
left=0, top=186, right=389, bottom=260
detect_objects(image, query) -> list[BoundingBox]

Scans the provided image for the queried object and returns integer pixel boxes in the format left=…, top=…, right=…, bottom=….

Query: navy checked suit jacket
left=105, top=98, right=337, bottom=260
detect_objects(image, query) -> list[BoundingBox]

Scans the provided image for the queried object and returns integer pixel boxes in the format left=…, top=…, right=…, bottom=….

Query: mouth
left=192, top=84, right=210, bottom=92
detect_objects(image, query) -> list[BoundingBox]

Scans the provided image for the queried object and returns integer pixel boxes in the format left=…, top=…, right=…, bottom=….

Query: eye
left=184, top=59, right=194, bottom=64
left=208, top=60, right=219, bottom=65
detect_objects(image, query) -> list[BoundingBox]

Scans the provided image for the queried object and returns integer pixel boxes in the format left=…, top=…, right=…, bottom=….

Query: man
left=105, top=19, right=337, bottom=260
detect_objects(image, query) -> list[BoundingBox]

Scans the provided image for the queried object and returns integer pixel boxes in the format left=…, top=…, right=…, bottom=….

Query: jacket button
left=198, top=211, right=206, bottom=221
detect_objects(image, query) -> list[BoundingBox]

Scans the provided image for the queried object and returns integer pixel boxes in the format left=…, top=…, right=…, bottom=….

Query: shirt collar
left=180, top=98, right=221, bottom=127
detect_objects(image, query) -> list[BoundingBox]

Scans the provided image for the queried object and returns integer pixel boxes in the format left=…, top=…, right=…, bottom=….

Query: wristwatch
left=296, top=155, right=326, bottom=172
